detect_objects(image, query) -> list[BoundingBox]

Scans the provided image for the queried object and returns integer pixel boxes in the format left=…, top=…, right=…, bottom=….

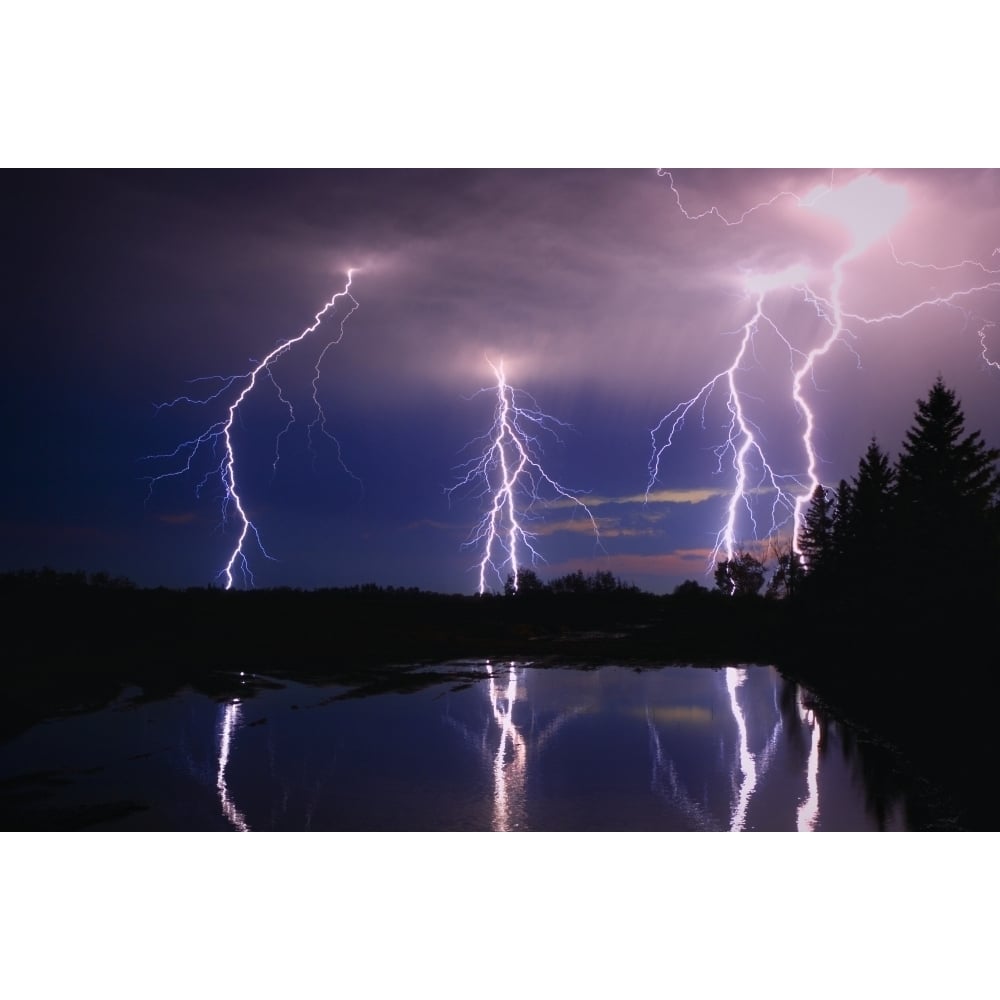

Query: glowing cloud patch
left=803, top=174, right=908, bottom=253
left=744, top=263, right=812, bottom=294
left=649, top=171, right=999, bottom=577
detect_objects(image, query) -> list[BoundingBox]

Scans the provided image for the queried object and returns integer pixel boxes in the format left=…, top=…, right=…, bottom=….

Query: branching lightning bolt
left=449, top=359, right=603, bottom=595
left=143, top=271, right=360, bottom=589
left=649, top=171, right=1000, bottom=576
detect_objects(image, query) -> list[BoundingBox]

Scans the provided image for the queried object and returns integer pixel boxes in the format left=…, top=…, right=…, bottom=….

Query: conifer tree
left=830, top=478, right=854, bottom=568
left=897, top=378, right=1000, bottom=524
left=799, top=484, right=835, bottom=575
left=847, top=438, right=897, bottom=556
left=833, top=438, right=898, bottom=598
left=895, top=378, right=1000, bottom=602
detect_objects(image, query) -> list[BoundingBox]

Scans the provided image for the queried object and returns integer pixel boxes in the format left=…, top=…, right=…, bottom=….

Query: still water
left=1, top=662, right=910, bottom=831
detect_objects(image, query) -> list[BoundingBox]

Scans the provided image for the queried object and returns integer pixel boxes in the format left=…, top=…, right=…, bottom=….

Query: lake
left=0, top=661, right=913, bottom=830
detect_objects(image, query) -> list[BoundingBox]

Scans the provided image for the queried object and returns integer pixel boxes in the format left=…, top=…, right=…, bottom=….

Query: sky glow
left=650, top=169, right=1000, bottom=571
left=6, top=169, right=1000, bottom=593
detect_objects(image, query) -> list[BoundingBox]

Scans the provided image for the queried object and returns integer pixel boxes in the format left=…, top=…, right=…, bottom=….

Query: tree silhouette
left=897, top=378, right=1000, bottom=522
left=504, top=568, right=544, bottom=595
left=850, top=439, right=896, bottom=533
left=766, top=545, right=803, bottom=599
left=842, top=438, right=897, bottom=596
left=799, top=484, right=835, bottom=575
left=672, top=578, right=711, bottom=599
left=714, top=551, right=766, bottom=597
left=792, top=380, right=1000, bottom=638
left=895, top=378, right=1000, bottom=604
left=830, top=478, right=854, bottom=568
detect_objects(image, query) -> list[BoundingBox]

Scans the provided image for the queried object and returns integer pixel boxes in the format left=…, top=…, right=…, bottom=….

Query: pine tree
left=835, top=438, right=898, bottom=599
left=847, top=438, right=897, bottom=556
left=799, top=484, right=835, bottom=575
left=895, top=378, right=1000, bottom=602
left=897, top=378, right=1000, bottom=523
left=830, top=478, right=854, bottom=567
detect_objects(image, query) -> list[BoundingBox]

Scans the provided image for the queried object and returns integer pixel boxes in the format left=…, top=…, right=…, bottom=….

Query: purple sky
left=5, top=169, right=999, bottom=592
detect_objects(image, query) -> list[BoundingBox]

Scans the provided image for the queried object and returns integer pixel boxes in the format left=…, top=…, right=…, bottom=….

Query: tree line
left=712, top=376, right=1000, bottom=628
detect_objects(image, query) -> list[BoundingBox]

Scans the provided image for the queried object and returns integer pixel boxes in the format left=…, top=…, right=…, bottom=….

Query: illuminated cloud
left=628, top=488, right=731, bottom=506
left=803, top=174, right=908, bottom=254
left=548, top=487, right=730, bottom=509
left=530, top=517, right=656, bottom=539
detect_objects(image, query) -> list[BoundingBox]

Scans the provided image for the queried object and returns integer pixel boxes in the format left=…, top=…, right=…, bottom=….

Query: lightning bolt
left=979, top=322, right=1000, bottom=372
left=649, top=171, right=1000, bottom=573
left=449, top=359, right=603, bottom=595
left=142, top=272, right=360, bottom=589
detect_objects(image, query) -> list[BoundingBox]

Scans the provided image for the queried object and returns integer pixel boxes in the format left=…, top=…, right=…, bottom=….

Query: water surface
left=0, top=662, right=909, bottom=830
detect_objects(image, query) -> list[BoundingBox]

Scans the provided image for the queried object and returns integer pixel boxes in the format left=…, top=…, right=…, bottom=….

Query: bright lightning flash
left=143, top=272, right=360, bottom=589
left=450, top=359, right=602, bottom=594
left=649, top=171, right=1000, bottom=573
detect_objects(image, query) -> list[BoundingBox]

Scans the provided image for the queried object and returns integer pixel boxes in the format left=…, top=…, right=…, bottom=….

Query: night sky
left=5, top=168, right=999, bottom=593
